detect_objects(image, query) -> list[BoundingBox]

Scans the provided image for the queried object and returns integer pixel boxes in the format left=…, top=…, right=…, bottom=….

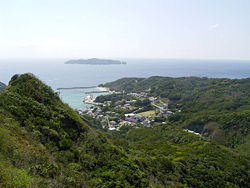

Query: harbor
left=57, top=86, right=97, bottom=90
left=58, top=86, right=110, bottom=110
left=83, top=94, right=103, bottom=105
left=83, top=87, right=110, bottom=105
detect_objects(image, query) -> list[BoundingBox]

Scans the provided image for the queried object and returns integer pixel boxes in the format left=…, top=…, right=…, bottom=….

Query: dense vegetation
left=0, top=82, right=6, bottom=92
left=95, top=93, right=135, bottom=103
left=103, top=76, right=250, bottom=157
left=103, top=125, right=249, bottom=187
left=0, top=74, right=149, bottom=187
left=0, top=74, right=249, bottom=187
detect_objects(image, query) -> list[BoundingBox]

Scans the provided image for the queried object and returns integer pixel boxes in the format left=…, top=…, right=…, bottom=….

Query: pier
left=85, top=91, right=109, bottom=94
left=57, top=86, right=97, bottom=90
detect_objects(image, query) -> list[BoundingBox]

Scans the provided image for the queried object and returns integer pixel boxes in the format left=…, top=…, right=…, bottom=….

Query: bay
left=0, top=58, right=249, bottom=110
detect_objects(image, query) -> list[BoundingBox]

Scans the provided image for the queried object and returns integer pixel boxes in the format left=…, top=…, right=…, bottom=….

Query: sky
left=0, top=0, right=249, bottom=60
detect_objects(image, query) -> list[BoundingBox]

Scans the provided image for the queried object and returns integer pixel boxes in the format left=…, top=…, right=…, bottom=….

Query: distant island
left=65, top=58, right=127, bottom=65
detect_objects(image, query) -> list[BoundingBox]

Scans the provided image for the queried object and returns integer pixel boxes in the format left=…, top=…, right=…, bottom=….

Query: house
left=109, top=121, right=117, bottom=127
left=125, top=113, right=146, bottom=123
left=143, top=119, right=151, bottom=127
left=104, top=101, right=112, bottom=105
left=149, top=97, right=157, bottom=102
left=119, top=121, right=133, bottom=126
left=128, top=92, right=148, bottom=98
left=97, top=115, right=104, bottom=119
left=114, top=105, right=121, bottom=109
left=160, top=108, right=172, bottom=115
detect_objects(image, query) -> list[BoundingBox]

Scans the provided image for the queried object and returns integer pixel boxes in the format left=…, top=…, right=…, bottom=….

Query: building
left=160, top=108, right=172, bottom=115
left=125, top=113, right=146, bottom=123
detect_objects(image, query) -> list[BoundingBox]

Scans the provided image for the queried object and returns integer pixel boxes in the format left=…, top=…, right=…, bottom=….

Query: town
left=79, top=90, right=175, bottom=130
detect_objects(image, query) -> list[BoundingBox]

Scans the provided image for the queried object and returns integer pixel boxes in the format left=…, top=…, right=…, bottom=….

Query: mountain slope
left=0, top=73, right=148, bottom=187
left=0, top=74, right=249, bottom=187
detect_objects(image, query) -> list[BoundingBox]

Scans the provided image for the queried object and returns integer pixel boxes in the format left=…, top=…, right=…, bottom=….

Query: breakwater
left=57, top=86, right=97, bottom=90
left=85, top=91, right=109, bottom=94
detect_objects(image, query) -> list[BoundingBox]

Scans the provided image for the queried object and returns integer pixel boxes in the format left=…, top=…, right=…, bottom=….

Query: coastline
left=97, top=87, right=110, bottom=92
left=84, top=95, right=102, bottom=105
left=83, top=87, right=109, bottom=106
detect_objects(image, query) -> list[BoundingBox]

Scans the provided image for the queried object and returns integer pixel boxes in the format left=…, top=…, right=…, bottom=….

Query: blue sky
left=0, top=0, right=249, bottom=60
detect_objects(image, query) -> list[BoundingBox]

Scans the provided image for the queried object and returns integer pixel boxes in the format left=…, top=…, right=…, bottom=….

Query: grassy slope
left=139, top=110, right=156, bottom=117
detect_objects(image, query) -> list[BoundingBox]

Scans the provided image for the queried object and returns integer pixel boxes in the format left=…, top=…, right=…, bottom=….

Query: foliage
left=82, top=115, right=103, bottom=130
left=133, top=98, right=151, bottom=107
left=104, top=76, right=250, bottom=156
left=103, top=126, right=250, bottom=187
left=95, top=93, right=136, bottom=103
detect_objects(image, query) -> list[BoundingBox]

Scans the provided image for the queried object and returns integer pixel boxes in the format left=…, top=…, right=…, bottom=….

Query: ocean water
left=0, top=58, right=250, bottom=110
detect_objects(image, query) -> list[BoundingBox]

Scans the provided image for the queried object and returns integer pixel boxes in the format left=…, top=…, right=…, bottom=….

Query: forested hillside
left=0, top=74, right=148, bottom=187
left=102, top=125, right=250, bottom=188
left=0, top=74, right=249, bottom=187
left=103, top=77, right=250, bottom=157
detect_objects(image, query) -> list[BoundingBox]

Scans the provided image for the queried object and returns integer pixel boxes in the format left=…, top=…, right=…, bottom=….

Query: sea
left=0, top=58, right=250, bottom=110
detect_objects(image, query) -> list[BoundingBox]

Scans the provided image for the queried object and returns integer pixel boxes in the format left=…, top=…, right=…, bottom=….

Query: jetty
left=57, top=86, right=97, bottom=90
left=85, top=91, right=109, bottom=94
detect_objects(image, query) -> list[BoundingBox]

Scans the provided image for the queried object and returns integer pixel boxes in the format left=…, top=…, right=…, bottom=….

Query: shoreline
left=83, top=94, right=103, bottom=106
left=97, top=87, right=110, bottom=92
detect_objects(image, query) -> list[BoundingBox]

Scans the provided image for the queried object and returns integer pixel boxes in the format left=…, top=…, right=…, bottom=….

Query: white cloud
left=209, top=24, right=220, bottom=30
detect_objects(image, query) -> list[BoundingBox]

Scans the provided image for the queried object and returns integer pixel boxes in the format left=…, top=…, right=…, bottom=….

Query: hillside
left=103, top=125, right=250, bottom=188
left=0, top=82, right=6, bottom=92
left=0, top=74, right=249, bottom=187
left=0, top=74, right=148, bottom=187
left=103, top=76, right=250, bottom=157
